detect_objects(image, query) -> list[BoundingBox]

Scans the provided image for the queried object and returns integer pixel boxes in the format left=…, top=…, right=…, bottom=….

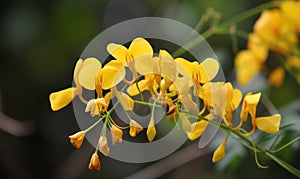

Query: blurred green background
left=0, top=0, right=299, bottom=178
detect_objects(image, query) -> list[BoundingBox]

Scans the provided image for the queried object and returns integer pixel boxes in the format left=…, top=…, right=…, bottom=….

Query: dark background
left=1, top=0, right=299, bottom=178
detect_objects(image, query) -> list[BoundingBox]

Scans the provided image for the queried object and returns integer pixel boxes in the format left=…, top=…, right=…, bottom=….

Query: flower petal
left=104, top=92, right=112, bottom=106
left=175, top=58, right=195, bottom=77
left=73, top=59, right=83, bottom=86
left=199, top=58, right=220, bottom=83
left=159, top=50, right=177, bottom=82
left=146, top=117, right=156, bottom=142
left=135, top=56, right=158, bottom=76
left=231, top=89, right=242, bottom=110
left=256, top=114, right=281, bottom=133
left=88, top=153, right=101, bottom=171
left=98, top=136, right=110, bottom=156
left=116, top=92, right=134, bottom=111
left=212, top=139, right=227, bottom=163
left=82, top=57, right=101, bottom=69
left=187, top=120, right=208, bottom=141
left=129, top=119, right=143, bottom=137
left=235, top=50, right=260, bottom=85
left=100, top=61, right=125, bottom=89
left=111, top=124, right=123, bottom=145
left=129, top=38, right=153, bottom=59
left=78, top=62, right=101, bottom=90
left=69, top=131, right=85, bottom=149
left=127, top=80, right=148, bottom=96
left=107, top=43, right=128, bottom=65
left=269, top=66, right=285, bottom=87
left=49, top=87, right=76, bottom=111
left=180, top=113, right=192, bottom=132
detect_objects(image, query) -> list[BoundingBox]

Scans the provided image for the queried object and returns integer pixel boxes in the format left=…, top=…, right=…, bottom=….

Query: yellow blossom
left=98, top=136, right=110, bottom=156
left=88, top=153, right=101, bottom=171
left=269, top=66, right=285, bottom=87
left=240, top=92, right=261, bottom=122
left=235, top=50, right=260, bottom=85
left=107, top=38, right=153, bottom=66
left=69, top=131, right=85, bottom=149
left=85, top=98, right=108, bottom=117
left=280, top=0, right=300, bottom=33
left=286, top=56, right=300, bottom=70
left=212, top=139, right=227, bottom=163
left=49, top=87, right=76, bottom=111
left=175, top=57, right=219, bottom=84
left=97, top=60, right=126, bottom=90
left=49, top=58, right=101, bottom=111
left=256, top=114, right=281, bottom=134
left=107, top=38, right=153, bottom=83
left=247, top=33, right=268, bottom=63
left=254, top=9, right=298, bottom=55
left=113, top=90, right=134, bottom=111
left=111, top=125, right=123, bottom=145
left=146, top=117, right=156, bottom=142
left=187, top=120, right=208, bottom=141
left=129, top=119, right=143, bottom=137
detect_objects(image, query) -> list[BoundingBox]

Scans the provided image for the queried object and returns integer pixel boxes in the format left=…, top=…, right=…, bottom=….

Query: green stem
left=134, top=100, right=161, bottom=108
left=172, top=1, right=275, bottom=57
left=135, top=81, right=144, bottom=102
left=266, top=152, right=300, bottom=177
left=84, top=116, right=105, bottom=133
left=219, top=1, right=275, bottom=28
left=172, top=29, right=214, bottom=57
left=273, top=136, right=300, bottom=153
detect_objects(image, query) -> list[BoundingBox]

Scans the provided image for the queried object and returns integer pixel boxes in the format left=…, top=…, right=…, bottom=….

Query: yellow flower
left=112, top=89, right=134, bottom=111
left=97, top=60, right=126, bottom=90
left=175, top=57, right=219, bottom=84
left=247, top=33, right=268, bottom=63
left=240, top=92, right=261, bottom=122
left=98, top=136, right=110, bottom=156
left=107, top=37, right=153, bottom=66
left=212, top=139, right=227, bottom=163
left=235, top=50, right=260, bottom=85
left=49, top=58, right=101, bottom=111
left=146, top=117, right=156, bottom=142
left=129, top=119, right=143, bottom=137
left=269, top=66, right=285, bottom=87
left=88, top=153, right=101, bottom=171
left=187, top=120, right=208, bottom=141
left=224, top=83, right=243, bottom=126
left=200, top=82, right=227, bottom=118
left=85, top=98, right=108, bottom=117
left=200, top=82, right=242, bottom=127
left=69, top=131, right=85, bottom=149
left=254, top=9, right=298, bottom=55
left=49, top=87, right=76, bottom=111
left=286, top=56, right=300, bottom=70
left=130, top=50, right=176, bottom=96
left=280, top=0, right=300, bottom=33
left=107, top=38, right=153, bottom=82
left=111, top=125, right=123, bottom=145
left=256, top=114, right=281, bottom=134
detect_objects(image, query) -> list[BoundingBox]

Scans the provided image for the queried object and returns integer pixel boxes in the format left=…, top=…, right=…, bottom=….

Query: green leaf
left=266, top=152, right=300, bottom=178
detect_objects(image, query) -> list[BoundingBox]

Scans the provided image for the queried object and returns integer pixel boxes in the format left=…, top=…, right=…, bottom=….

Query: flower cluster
left=49, top=37, right=281, bottom=171
left=235, top=1, right=300, bottom=87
